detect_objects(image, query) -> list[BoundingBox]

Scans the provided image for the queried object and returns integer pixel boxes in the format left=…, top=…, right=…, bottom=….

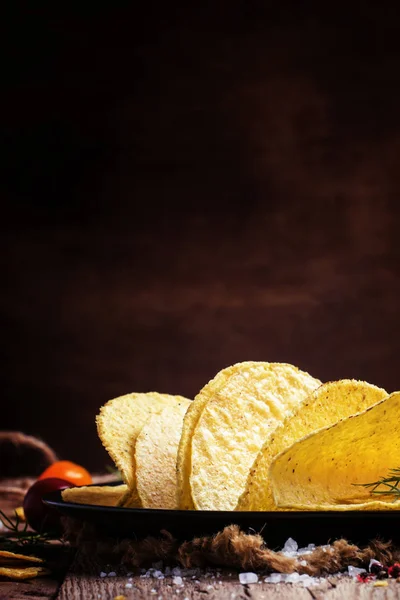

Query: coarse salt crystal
left=239, top=572, right=258, bottom=584
left=173, top=576, right=183, bottom=586
left=172, top=567, right=182, bottom=576
left=100, top=572, right=107, bottom=578
left=265, top=573, right=282, bottom=583
left=150, top=589, right=157, bottom=594
left=125, top=583, right=133, bottom=588
left=348, top=565, right=366, bottom=578
left=299, top=560, right=307, bottom=566
left=298, top=543, right=315, bottom=555
left=108, top=571, right=116, bottom=577
left=285, top=572, right=301, bottom=583
left=152, top=570, right=164, bottom=579
left=282, top=538, right=298, bottom=555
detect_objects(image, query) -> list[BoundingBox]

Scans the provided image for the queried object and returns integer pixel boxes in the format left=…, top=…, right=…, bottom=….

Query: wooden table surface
left=1, top=482, right=400, bottom=599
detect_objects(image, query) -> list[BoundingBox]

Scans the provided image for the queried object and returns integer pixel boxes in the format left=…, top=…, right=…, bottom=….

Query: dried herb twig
left=354, top=467, right=400, bottom=500
left=0, top=509, right=54, bottom=549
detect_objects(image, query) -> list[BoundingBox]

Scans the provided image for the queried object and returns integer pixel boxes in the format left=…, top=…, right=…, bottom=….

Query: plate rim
left=43, top=484, right=400, bottom=519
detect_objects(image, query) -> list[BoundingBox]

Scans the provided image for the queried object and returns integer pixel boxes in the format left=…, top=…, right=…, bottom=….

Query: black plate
left=44, top=485, right=400, bottom=548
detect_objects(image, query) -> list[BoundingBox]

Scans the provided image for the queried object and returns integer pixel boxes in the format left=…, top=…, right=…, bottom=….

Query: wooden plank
left=58, top=572, right=314, bottom=599
left=57, top=558, right=400, bottom=600
left=311, top=577, right=400, bottom=599
left=0, top=577, right=61, bottom=600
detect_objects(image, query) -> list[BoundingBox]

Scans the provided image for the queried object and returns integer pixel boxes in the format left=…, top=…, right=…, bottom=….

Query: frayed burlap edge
left=62, top=518, right=400, bottom=576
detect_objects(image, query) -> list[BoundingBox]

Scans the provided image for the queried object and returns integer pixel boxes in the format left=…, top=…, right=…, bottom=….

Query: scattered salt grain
left=100, top=572, right=107, bottom=578
left=298, top=574, right=321, bottom=587
left=125, top=583, right=133, bottom=589
left=285, top=572, right=300, bottom=583
left=150, top=589, right=157, bottom=594
left=173, top=576, right=183, bottom=586
left=297, top=543, right=315, bottom=555
left=108, top=571, right=116, bottom=577
left=152, top=570, right=164, bottom=580
left=348, top=566, right=366, bottom=578
left=239, top=572, right=258, bottom=584
left=172, top=567, right=182, bottom=576
left=265, top=573, right=282, bottom=583
left=299, top=560, right=307, bottom=566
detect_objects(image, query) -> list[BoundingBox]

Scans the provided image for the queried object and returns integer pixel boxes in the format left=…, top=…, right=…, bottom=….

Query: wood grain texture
left=2, top=3, right=400, bottom=470
left=57, top=568, right=400, bottom=599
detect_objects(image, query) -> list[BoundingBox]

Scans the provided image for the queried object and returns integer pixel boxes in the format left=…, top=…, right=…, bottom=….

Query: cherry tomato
left=38, top=460, right=92, bottom=486
left=23, top=477, right=72, bottom=534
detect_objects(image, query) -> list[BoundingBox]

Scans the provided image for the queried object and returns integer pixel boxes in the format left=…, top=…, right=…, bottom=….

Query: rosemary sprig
left=0, top=509, right=54, bottom=548
left=354, top=467, right=400, bottom=500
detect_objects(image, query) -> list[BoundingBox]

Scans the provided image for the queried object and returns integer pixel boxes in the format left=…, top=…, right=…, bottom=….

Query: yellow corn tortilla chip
left=270, top=391, right=400, bottom=510
left=0, top=566, right=50, bottom=580
left=96, top=392, right=189, bottom=506
left=280, top=500, right=400, bottom=511
left=62, top=484, right=128, bottom=507
left=178, top=362, right=321, bottom=510
left=177, top=367, right=232, bottom=509
left=237, top=380, right=388, bottom=510
left=135, top=399, right=191, bottom=509
left=0, top=551, right=43, bottom=565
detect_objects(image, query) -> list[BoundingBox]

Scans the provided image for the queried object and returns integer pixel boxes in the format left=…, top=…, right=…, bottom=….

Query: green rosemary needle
left=354, top=467, right=400, bottom=500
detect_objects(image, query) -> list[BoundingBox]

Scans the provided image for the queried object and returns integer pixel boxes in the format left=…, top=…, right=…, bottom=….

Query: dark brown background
left=2, top=3, right=400, bottom=471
